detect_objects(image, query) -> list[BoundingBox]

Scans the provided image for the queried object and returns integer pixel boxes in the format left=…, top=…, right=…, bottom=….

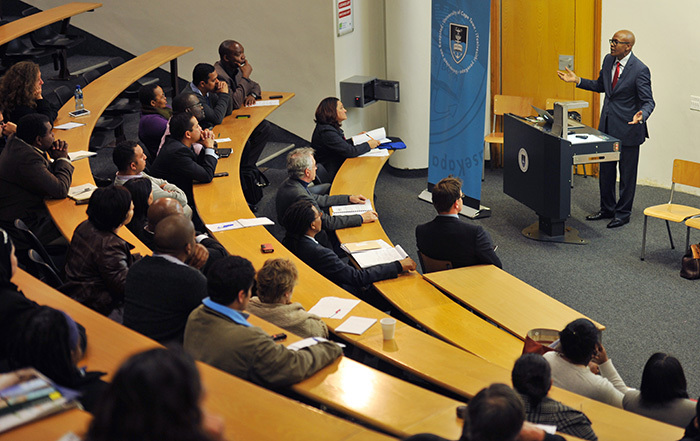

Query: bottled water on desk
left=74, top=85, right=84, bottom=110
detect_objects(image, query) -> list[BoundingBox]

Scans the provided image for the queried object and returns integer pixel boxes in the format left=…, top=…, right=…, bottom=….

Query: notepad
left=67, top=150, right=96, bottom=162
left=348, top=241, right=408, bottom=269
left=341, top=240, right=383, bottom=253
left=335, top=316, right=377, bottom=335
left=68, top=183, right=97, bottom=204
left=331, top=200, right=373, bottom=216
left=206, top=217, right=274, bottom=232
left=54, top=122, right=85, bottom=130
left=308, top=297, right=360, bottom=319
left=351, top=127, right=391, bottom=146
left=214, top=137, right=232, bottom=143
left=248, top=99, right=280, bottom=107
left=358, top=148, right=389, bottom=158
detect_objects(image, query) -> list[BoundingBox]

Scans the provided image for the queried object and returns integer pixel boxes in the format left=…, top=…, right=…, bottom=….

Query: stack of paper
left=342, top=239, right=408, bottom=269
left=307, top=297, right=360, bottom=319
left=358, top=149, right=390, bottom=158
left=331, top=200, right=373, bottom=216
left=351, top=127, right=391, bottom=146
left=335, top=316, right=377, bottom=335
left=67, top=150, right=96, bottom=162
left=68, top=183, right=97, bottom=204
left=206, top=217, right=274, bottom=232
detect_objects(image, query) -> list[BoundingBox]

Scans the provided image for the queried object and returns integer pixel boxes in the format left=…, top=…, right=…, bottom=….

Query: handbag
left=240, top=166, right=269, bottom=205
left=522, top=328, right=560, bottom=355
left=680, top=243, right=700, bottom=280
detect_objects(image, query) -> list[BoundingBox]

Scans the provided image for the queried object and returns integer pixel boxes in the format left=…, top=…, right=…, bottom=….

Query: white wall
left=601, top=1, right=700, bottom=192
left=29, top=0, right=336, bottom=139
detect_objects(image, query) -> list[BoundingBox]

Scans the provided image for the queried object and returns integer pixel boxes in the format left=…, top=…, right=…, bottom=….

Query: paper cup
left=380, top=317, right=396, bottom=340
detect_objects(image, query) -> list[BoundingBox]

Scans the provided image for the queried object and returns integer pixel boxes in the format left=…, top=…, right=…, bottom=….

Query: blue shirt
left=202, top=297, right=252, bottom=327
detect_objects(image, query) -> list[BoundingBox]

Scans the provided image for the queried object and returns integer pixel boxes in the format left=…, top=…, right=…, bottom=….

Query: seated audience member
left=0, top=61, right=57, bottom=123
left=140, top=198, right=226, bottom=273
left=181, top=63, right=231, bottom=128
left=113, top=140, right=191, bottom=218
left=122, top=177, right=152, bottom=239
left=247, top=258, right=328, bottom=339
left=0, top=108, right=17, bottom=154
left=416, top=176, right=501, bottom=269
left=0, top=113, right=72, bottom=256
left=311, top=97, right=379, bottom=181
left=154, top=92, right=208, bottom=156
left=7, top=306, right=106, bottom=412
left=544, top=318, right=631, bottom=408
left=680, top=401, right=700, bottom=441
left=276, top=148, right=376, bottom=244
left=282, top=200, right=415, bottom=295
left=184, top=255, right=342, bottom=387
left=61, top=186, right=137, bottom=316
left=124, top=215, right=207, bottom=344
left=512, top=353, right=597, bottom=440
left=84, top=348, right=224, bottom=441
left=214, top=39, right=270, bottom=168
left=137, top=84, right=172, bottom=160
left=623, top=352, right=696, bottom=427
left=150, top=112, right=217, bottom=231
left=404, top=383, right=564, bottom=441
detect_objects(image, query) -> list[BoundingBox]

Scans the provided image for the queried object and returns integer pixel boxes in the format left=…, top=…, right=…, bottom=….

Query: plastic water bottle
left=74, top=85, right=84, bottom=110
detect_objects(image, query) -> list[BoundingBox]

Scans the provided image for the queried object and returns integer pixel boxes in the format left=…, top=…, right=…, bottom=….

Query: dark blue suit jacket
left=578, top=53, right=655, bottom=146
left=416, top=216, right=502, bottom=269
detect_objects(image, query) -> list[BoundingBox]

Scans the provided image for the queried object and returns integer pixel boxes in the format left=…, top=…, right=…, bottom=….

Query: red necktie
left=612, top=61, right=621, bottom=89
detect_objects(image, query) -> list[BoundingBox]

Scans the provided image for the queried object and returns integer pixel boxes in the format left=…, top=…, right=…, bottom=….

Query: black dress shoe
left=586, top=211, right=614, bottom=221
left=607, top=218, right=629, bottom=228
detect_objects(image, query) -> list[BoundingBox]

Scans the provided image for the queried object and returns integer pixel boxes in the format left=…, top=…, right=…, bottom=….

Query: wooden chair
left=418, top=251, right=453, bottom=273
left=485, top=95, right=533, bottom=167
left=685, top=216, right=700, bottom=252
left=641, top=159, right=700, bottom=260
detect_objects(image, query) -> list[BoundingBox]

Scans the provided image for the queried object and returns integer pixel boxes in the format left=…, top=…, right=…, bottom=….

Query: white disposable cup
left=380, top=318, right=396, bottom=340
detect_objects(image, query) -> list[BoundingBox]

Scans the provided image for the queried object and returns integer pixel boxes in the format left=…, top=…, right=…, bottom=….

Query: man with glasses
left=557, top=30, right=655, bottom=228
left=416, top=176, right=501, bottom=269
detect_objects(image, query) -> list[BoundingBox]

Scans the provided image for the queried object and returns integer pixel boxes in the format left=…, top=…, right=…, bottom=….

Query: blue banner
left=429, top=0, right=490, bottom=207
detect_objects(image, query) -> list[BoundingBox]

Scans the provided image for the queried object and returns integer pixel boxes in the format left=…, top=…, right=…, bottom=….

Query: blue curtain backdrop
left=429, top=0, right=490, bottom=207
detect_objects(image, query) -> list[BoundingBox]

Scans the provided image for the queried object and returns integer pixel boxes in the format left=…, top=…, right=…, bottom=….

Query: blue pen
left=220, top=223, right=236, bottom=229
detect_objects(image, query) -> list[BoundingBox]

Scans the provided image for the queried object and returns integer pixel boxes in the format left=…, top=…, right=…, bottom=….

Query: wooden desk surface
left=45, top=45, right=192, bottom=255
left=11, top=269, right=396, bottom=441
left=330, top=156, right=523, bottom=369
left=0, top=2, right=102, bottom=46
left=423, top=265, right=605, bottom=339
left=248, top=315, right=463, bottom=440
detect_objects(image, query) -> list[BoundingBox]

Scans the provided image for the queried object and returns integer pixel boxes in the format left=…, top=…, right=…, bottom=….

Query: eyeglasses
left=609, top=39, right=631, bottom=46
left=187, top=102, right=204, bottom=110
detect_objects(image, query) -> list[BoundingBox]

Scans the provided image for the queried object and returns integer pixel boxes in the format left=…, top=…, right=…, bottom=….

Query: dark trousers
left=241, top=119, right=271, bottom=168
left=599, top=144, right=639, bottom=221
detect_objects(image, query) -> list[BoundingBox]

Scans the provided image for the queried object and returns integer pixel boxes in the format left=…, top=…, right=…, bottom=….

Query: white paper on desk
left=352, top=127, right=390, bottom=146
left=308, top=297, right=360, bottom=319
left=351, top=244, right=408, bottom=269
left=287, top=337, right=328, bottom=351
left=214, top=137, right=232, bottom=143
left=566, top=134, right=605, bottom=144
left=331, top=200, right=373, bottom=216
left=335, top=316, right=377, bottom=335
left=54, top=122, right=85, bottom=130
left=248, top=99, right=280, bottom=107
left=534, top=424, right=557, bottom=435
left=206, top=217, right=274, bottom=232
left=341, top=240, right=383, bottom=254
left=67, top=150, right=97, bottom=162
left=358, top=148, right=389, bottom=158
left=68, top=183, right=97, bottom=201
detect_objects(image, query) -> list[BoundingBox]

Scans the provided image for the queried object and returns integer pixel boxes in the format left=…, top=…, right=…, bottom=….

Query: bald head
left=147, top=198, right=184, bottom=230
left=618, top=30, right=635, bottom=47
left=218, top=40, right=245, bottom=72
left=218, top=40, right=240, bottom=59
left=153, top=214, right=195, bottom=257
left=611, top=30, right=635, bottom=60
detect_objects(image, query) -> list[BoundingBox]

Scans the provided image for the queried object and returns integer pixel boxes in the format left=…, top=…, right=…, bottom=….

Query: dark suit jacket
left=578, top=53, right=655, bottom=146
left=283, top=235, right=401, bottom=291
left=311, top=123, right=371, bottom=180
left=180, top=83, right=232, bottom=128
left=275, top=178, right=362, bottom=230
left=416, top=216, right=502, bottom=269
left=149, top=138, right=217, bottom=210
left=124, top=255, right=207, bottom=344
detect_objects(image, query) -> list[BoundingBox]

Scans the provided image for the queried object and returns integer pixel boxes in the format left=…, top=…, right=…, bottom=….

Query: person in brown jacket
left=0, top=113, right=73, bottom=255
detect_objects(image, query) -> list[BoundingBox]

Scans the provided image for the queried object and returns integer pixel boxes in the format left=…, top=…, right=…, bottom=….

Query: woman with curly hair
left=0, top=61, right=57, bottom=124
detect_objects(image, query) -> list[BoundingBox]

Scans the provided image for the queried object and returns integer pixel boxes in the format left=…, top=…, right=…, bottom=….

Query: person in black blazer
left=558, top=29, right=655, bottom=228
left=311, top=97, right=380, bottom=182
left=282, top=199, right=415, bottom=295
left=416, top=177, right=501, bottom=269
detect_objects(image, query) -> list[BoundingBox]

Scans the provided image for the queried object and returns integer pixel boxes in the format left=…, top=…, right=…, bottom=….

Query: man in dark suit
left=416, top=177, right=501, bottom=269
left=150, top=112, right=218, bottom=231
left=558, top=29, right=655, bottom=228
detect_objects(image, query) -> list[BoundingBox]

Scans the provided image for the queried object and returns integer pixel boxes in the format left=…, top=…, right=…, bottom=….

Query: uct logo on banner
left=438, top=10, right=480, bottom=75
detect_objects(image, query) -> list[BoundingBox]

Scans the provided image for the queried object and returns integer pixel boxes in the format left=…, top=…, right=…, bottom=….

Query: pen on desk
left=329, top=308, right=341, bottom=318
left=220, top=223, right=236, bottom=229
left=269, top=94, right=283, bottom=99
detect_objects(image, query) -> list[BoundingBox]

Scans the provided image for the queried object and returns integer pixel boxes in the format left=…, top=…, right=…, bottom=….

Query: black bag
left=240, top=167, right=269, bottom=205
left=680, top=244, right=700, bottom=280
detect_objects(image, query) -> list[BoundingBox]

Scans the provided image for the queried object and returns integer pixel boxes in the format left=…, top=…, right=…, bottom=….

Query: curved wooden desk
left=0, top=2, right=101, bottom=46
left=45, top=45, right=192, bottom=256
left=11, top=269, right=396, bottom=441
left=329, top=155, right=681, bottom=441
